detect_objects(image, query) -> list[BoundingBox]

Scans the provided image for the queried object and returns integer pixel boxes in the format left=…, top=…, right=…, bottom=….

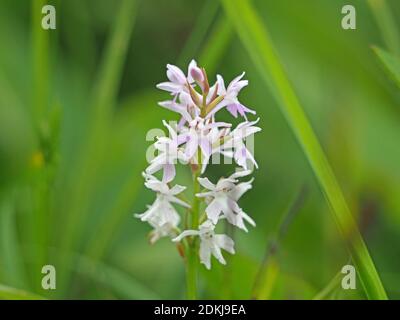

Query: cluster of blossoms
left=135, top=60, right=261, bottom=270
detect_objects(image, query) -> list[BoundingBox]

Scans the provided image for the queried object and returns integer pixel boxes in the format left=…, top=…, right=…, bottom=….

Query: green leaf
left=221, top=0, right=387, bottom=300
left=372, top=46, right=400, bottom=88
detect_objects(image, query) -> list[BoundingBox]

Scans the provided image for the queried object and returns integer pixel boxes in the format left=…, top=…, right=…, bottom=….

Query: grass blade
left=372, top=46, right=400, bottom=88
left=221, top=0, right=387, bottom=300
left=84, top=161, right=145, bottom=260
left=74, top=255, right=161, bottom=299
left=178, top=0, right=220, bottom=65
left=199, top=15, right=233, bottom=75
left=91, top=0, right=139, bottom=122
left=32, top=0, right=49, bottom=122
left=57, top=0, right=139, bottom=294
left=252, top=186, right=307, bottom=299
left=0, top=194, right=28, bottom=289
left=312, top=272, right=342, bottom=300
left=0, top=284, right=45, bottom=300
left=367, top=0, right=400, bottom=56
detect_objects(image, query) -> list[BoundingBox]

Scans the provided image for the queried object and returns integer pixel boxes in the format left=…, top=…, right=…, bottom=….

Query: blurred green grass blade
left=31, top=0, right=55, bottom=294
left=199, top=15, right=233, bottom=75
left=83, top=91, right=160, bottom=261
left=63, top=0, right=138, bottom=245
left=252, top=186, right=307, bottom=299
left=0, top=284, right=45, bottom=300
left=85, top=162, right=145, bottom=260
left=372, top=46, right=400, bottom=88
left=221, top=0, right=387, bottom=300
left=178, top=0, right=219, bottom=65
left=367, top=0, right=400, bottom=56
left=313, top=272, right=342, bottom=300
left=91, top=0, right=139, bottom=121
left=58, top=0, right=138, bottom=294
left=253, top=257, right=279, bottom=300
left=32, top=0, right=49, bottom=122
left=0, top=194, right=28, bottom=289
left=75, top=255, right=160, bottom=299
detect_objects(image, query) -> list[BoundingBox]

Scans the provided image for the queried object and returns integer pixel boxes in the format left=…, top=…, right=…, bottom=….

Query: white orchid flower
left=172, top=220, right=235, bottom=269
left=135, top=174, right=190, bottom=242
left=221, top=118, right=261, bottom=170
left=196, top=170, right=256, bottom=232
left=158, top=92, right=197, bottom=124
left=180, top=117, right=232, bottom=162
left=156, top=59, right=199, bottom=95
left=148, top=218, right=180, bottom=245
left=146, top=121, right=188, bottom=182
left=198, top=125, right=232, bottom=174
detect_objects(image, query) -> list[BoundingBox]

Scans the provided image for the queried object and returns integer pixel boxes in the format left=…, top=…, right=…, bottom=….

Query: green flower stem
left=186, top=161, right=201, bottom=299
left=186, top=240, right=197, bottom=300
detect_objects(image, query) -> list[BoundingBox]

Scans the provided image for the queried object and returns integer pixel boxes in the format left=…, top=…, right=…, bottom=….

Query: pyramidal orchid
left=135, top=60, right=261, bottom=299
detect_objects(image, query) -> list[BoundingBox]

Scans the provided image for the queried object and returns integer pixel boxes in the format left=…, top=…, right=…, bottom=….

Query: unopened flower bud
left=190, top=67, right=204, bottom=84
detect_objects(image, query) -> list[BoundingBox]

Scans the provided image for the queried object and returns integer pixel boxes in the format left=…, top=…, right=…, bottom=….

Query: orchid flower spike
left=137, top=59, right=261, bottom=272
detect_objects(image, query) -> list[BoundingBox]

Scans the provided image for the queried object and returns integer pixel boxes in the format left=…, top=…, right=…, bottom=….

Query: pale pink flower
left=156, top=59, right=199, bottom=95
left=210, top=73, right=256, bottom=119
left=180, top=117, right=231, bottom=161
left=146, top=121, right=187, bottom=182
left=222, top=118, right=261, bottom=170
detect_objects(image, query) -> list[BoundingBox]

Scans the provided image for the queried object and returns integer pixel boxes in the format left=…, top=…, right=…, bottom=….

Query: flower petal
left=172, top=229, right=199, bottom=242
left=215, top=234, right=235, bottom=254
left=226, top=104, right=239, bottom=118
left=156, top=82, right=182, bottom=93
left=167, top=64, right=186, bottom=84
left=216, top=74, right=226, bottom=95
left=229, top=180, right=253, bottom=201
left=169, top=195, right=191, bottom=208
left=211, top=243, right=226, bottom=265
left=199, top=241, right=212, bottom=270
left=185, top=134, right=198, bottom=159
left=205, top=199, right=223, bottom=223
left=197, top=177, right=216, bottom=190
left=229, top=169, right=252, bottom=180
left=169, top=184, right=186, bottom=195
left=241, top=210, right=256, bottom=227
left=162, top=163, right=176, bottom=183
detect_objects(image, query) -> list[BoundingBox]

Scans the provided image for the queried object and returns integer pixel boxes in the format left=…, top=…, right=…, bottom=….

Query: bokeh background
left=0, top=0, right=399, bottom=299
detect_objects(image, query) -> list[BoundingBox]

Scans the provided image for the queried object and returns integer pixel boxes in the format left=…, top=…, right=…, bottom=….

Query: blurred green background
left=0, top=0, right=399, bottom=299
